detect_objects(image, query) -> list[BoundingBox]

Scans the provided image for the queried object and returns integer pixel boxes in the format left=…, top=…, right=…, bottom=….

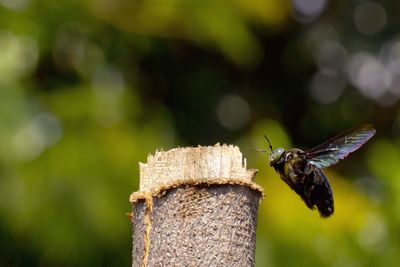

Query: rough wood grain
left=130, top=144, right=263, bottom=267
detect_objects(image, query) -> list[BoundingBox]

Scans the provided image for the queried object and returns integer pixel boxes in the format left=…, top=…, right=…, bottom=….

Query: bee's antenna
left=263, top=134, right=273, bottom=153
left=251, top=147, right=268, bottom=153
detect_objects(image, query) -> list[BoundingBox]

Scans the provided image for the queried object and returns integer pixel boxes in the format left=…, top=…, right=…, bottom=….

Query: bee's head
left=260, top=134, right=285, bottom=165
left=269, top=147, right=285, bottom=163
left=253, top=134, right=286, bottom=165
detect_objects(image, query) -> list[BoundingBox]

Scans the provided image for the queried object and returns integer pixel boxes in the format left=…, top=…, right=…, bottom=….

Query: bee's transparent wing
left=305, top=124, right=376, bottom=169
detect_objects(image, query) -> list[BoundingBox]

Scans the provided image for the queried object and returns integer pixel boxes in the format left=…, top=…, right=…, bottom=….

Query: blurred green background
left=1, top=0, right=399, bottom=266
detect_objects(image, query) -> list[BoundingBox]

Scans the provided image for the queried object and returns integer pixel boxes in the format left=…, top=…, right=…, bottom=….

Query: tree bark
left=130, top=144, right=263, bottom=267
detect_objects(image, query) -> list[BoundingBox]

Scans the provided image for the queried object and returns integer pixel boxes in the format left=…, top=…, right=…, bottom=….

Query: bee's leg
left=284, top=163, right=297, bottom=182
left=304, top=180, right=314, bottom=202
left=303, top=173, right=315, bottom=209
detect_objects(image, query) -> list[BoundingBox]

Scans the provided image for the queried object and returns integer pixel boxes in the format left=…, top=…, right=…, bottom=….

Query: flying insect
left=261, top=124, right=375, bottom=217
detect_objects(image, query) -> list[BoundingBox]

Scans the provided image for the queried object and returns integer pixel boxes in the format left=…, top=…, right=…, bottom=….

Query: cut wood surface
left=130, top=144, right=263, bottom=267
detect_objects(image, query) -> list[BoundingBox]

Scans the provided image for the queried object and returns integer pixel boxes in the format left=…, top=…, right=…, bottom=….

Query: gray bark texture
left=130, top=144, right=263, bottom=267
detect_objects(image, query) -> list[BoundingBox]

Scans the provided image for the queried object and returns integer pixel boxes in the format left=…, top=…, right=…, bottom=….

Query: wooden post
left=130, top=144, right=263, bottom=267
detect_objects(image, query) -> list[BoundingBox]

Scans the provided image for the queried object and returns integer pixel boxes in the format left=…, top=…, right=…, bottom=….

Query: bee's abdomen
left=308, top=168, right=334, bottom=217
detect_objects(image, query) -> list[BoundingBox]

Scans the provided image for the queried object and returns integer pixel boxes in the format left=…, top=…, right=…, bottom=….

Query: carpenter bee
left=261, top=124, right=376, bottom=218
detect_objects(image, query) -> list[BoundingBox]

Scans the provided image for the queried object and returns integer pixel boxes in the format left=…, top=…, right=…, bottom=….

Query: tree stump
left=130, top=144, right=263, bottom=267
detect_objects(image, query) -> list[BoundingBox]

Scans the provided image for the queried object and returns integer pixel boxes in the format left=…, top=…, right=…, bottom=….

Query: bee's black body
left=265, top=124, right=376, bottom=218
left=270, top=149, right=334, bottom=217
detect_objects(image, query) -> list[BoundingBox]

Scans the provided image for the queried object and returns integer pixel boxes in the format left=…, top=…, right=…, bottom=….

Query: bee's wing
left=305, top=124, right=376, bottom=169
